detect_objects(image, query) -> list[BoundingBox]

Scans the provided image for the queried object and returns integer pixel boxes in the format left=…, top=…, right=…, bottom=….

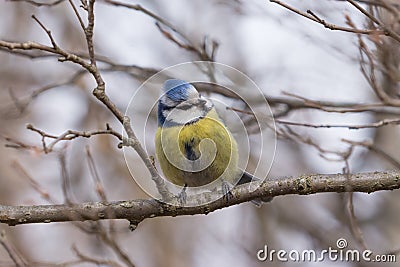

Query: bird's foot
left=221, top=180, right=234, bottom=202
left=177, top=184, right=188, bottom=206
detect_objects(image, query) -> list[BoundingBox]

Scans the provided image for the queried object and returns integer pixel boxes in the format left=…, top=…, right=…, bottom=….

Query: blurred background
left=0, top=0, right=399, bottom=266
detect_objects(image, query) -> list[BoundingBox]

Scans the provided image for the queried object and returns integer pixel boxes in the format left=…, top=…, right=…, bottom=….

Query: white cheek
left=162, top=97, right=177, bottom=107
left=165, top=106, right=204, bottom=124
left=187, top=90, right=199, bottom=99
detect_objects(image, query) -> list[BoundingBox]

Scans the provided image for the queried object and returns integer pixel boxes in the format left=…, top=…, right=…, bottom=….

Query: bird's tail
left=237, top=170, right=258, bottom=185
left=237, top=170, right=273, bottom=206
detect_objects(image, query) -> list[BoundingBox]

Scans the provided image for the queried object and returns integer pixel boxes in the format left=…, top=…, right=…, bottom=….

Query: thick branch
left=1, top=171, right=399, bottom=226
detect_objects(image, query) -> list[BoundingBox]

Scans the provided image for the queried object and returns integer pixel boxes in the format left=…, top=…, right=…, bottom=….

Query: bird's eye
left=199, top=93, right=202, bottom=98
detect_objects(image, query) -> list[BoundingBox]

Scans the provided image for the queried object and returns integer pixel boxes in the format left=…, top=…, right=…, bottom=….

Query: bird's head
left=158, top=79, right=213, bottom=126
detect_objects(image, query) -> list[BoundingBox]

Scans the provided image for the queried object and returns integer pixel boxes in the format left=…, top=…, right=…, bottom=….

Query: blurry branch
left=11, top=147, right=136, bottom=266
left=1, top=229, right=124, bottom=267
left=11, top=160, right=56, bottom=203
left=276, top=123, right=400, bottom=169
left=230, top=105, right=400, bottom=129
left=356, top=26, right=400, bottom=106
left=275, top=124, right=400, bottom=177
left=342, top=162, right=368, bottom=251
left=102, top=0, right=219, bottom=62
left=1, top=63, right=156, bottom=118
left=3, top=70, right=85, bottom=118
left=346, top=189, right=367, bottom=250
left=8, top=0, right=65, bottom=7
left=86, top=147, right=107, bottom=202
left=278, top=91, right=400, bottom=115
left=3, top=136, right=38, bottom=151
left=82, top=148, right=135, bottom=267
left=268, top=96, right=400, bottom=116
left=347, top=0, right=400, bottom=43
left=197, top=83, right=400, bottom=117
left=270, top=0, right=400, bottom=43
left=274, top=122, right=399, bottom=175
left=279, top=126, right=343, bottom=156
left=1, top=170, right=400, bottom=226
left=335, top=0, right=399, bottom=9
left=72, top=245, right=124, bottom=267
left=270, top=0, right=384, bottom=35
left=0, top=231, right=27, bottom=267
left=342, top=139, right=400, bottom=168
left=59, top=151, right=74, bottom=205
left=93, top=224, right=135, bottom=267
left=11, top=148, right=135, bottom=265
left=72, top=222, right=136, bottom=267
left=0, top=2, right=172, bottom=201
left=155, top=22, right=219, bottom=61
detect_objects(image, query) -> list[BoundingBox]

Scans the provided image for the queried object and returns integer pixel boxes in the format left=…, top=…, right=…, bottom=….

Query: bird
left=155, top=79, right=269, bottom=204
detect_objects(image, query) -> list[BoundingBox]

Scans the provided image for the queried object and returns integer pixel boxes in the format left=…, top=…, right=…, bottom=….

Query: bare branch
left=342, top=139, right=400, bottom=168
left=102, top=0, right=217, bottom=61
left=68, top=0, right=86, bottom=31
left=3, top=70, right=85, bottom=118
left=11, top=161, right=55, bottom=203
left=342, top=163, right=368, bottom=251
left=85, top=147, right=108, bottom=202
left=121, top=116, right=173, bottom=201
left=72, top=245, right=124, bottom=267
left=0, top=231, right=27, bottom=267
left=347, top=0, right=400, bottom=43
left=229, top=105, right=400, bottom=129
left=8, top=0, right=65, bottom=7
left=25, top=123, right=122, bottom=153
left=198, top=83, right=400, bottom=116
left=270, top=0, right=385, bottom=35
left=0, top=0, right=173, bottom=204
left=279, top=91, right=400, bottom=115
left=275, top=117, right=400, bottom=129
left=1, top=170, right=400, bottom=226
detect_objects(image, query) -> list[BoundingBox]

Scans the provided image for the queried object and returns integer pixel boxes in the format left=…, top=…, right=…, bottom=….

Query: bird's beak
left=195, top=98, right=207, bottom=107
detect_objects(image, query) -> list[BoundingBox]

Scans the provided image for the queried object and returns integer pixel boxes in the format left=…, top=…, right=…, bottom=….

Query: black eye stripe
left=162, top=105, right=176, bottom=111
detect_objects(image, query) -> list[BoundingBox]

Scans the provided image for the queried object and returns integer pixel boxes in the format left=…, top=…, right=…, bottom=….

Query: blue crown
left=163, top=79, right=192, bottom=102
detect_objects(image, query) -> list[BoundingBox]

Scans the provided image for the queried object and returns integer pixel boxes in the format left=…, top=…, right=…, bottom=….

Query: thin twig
left=11, top=160, right=56, bottom=203
left=8, top=0, right=65, bottom=7
left=86, top=146, right=107, bottom=202
left=68, top=0, right=86, bottom=31
left=25, top=123, right=122, bottom=153
left=270, top=0, right=384, bottom=35
left=102, top=0, right=216, bottom=61
left=72, top=245, right=125, bottom=267
left=122, top=116, right=174, bottom=201
left=342, top=139, right=400, bottom=168
left=343, top=162, right=368, bottom=251
left=275, top=118, right=400, bottom=129
left=59, top=150, right=73, bottom=205
left=347, top=0, right=400, bottom=43
left=0, top=231, right=27, bottom=267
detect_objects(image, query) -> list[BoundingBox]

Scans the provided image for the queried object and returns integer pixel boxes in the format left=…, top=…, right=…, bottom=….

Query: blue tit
left=155, top=79, right=255, bottom=189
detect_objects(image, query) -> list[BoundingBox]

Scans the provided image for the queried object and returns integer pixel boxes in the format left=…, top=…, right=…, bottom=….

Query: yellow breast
left=155, top=109, right=239, bottom=187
